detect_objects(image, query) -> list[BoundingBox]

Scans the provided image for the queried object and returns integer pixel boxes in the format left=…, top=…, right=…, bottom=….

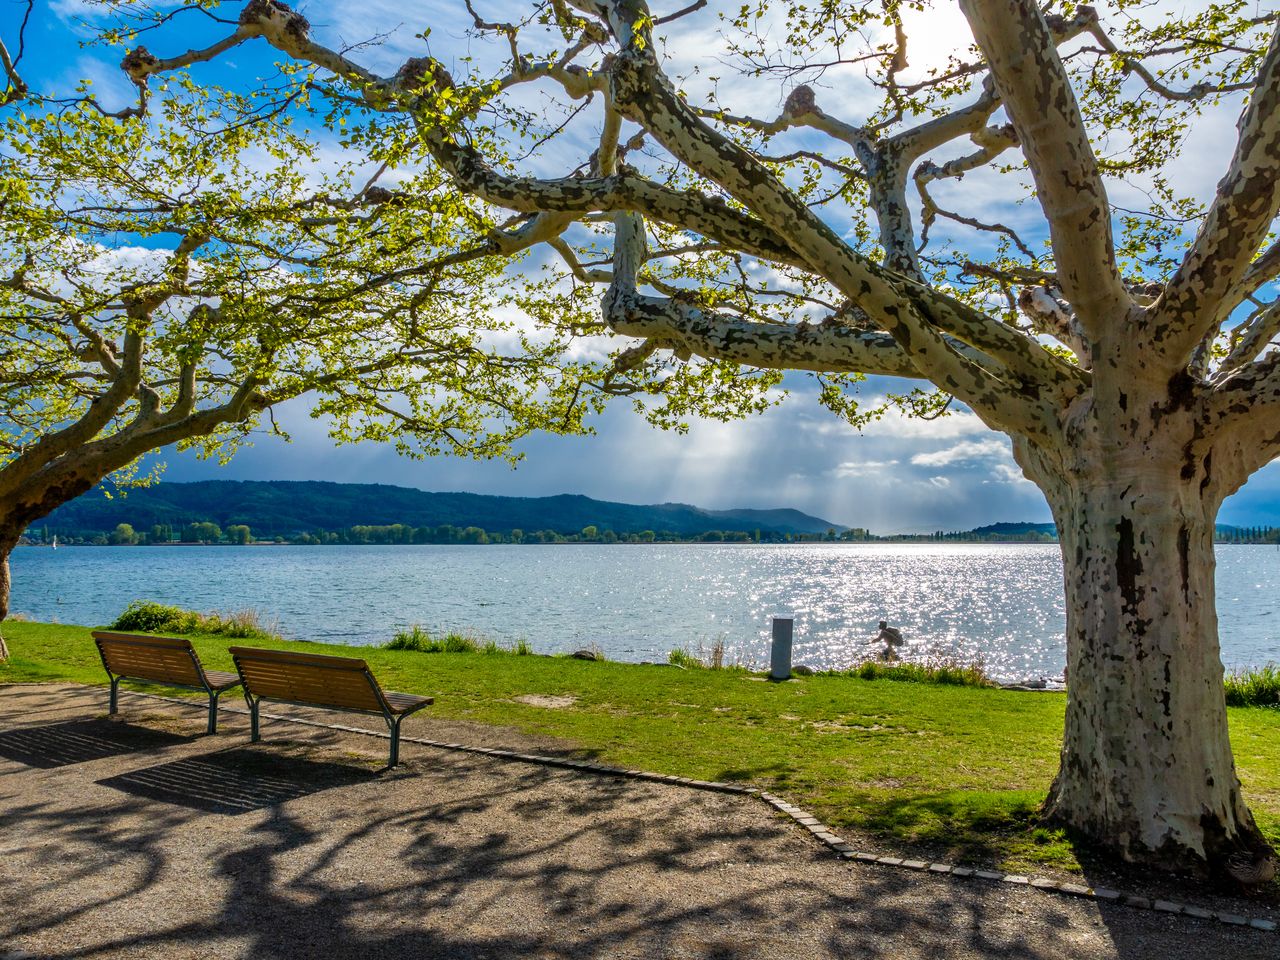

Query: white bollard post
left=770, top=617, right=793, bottom=681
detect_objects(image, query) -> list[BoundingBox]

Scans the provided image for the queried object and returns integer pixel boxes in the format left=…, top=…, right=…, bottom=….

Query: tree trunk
left=0, top=539, right=13, bottom=662
left=1017, top=436, right=1271, bottom=873
left=0, top=470, right=109, bottom=664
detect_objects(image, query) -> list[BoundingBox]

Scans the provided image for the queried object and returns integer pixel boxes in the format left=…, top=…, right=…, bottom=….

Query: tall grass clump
left=667, top=647, right=703, bottom=669
left=668, top=636, right=743, bottom=670
left=388, top=627, right=532, bottom=655
left=840, top=655, right=991, bottom=688
left=1224, top=664, right=1280, bottom=707
left=385, top=625, right=480, bottom=653
left=111, top=600, right=281, bottom=641
left=478, top=636, right=534, bottom=655
left=204, top=608, right=281, bottom=639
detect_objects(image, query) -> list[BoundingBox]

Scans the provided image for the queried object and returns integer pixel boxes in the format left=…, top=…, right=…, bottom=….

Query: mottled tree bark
left=1013, top=376, right=1270, bottom=869
left=0, top=442, right=166, bottom=663
left=0, top=533, right=16, bottom=662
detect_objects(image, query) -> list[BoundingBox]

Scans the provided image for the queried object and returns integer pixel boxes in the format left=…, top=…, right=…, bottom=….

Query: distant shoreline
left=20, top=538, right=1068, bottom=548
left=21, top=539, right=1280, bottom=548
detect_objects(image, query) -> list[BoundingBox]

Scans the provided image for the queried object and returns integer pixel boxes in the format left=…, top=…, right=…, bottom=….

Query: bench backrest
left=92, top=631, right=206, bottom=687
left=229, top=646, right=387, bottom=714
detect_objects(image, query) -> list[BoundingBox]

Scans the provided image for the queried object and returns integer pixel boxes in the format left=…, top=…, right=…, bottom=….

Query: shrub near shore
left=111, top=600, right=281, bottom=641
left=1, top=617, right=1277, bottom=881
left=1226, top=664, right=1280, bottom=708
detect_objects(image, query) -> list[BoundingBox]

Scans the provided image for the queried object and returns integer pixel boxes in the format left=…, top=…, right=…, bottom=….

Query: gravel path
left=0, top=682, right=1275, bottom=960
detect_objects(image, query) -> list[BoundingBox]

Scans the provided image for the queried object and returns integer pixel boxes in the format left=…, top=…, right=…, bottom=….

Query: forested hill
left=969, top=522, right=1058, bottom=538
left=964, top=521, right=1276, bottom=543
left=36, top=480, right=842, bottom=539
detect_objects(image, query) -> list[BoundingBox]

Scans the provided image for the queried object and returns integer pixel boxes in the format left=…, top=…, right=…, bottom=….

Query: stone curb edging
left=132, top=691, right=1276, bottom=934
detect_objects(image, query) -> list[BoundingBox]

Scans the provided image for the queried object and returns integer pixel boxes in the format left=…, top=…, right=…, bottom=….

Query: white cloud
left=832, top=459, right=899, bottom=478
left=985, top=463, right=1034, bottom=486
left=806, top=403, right=993, bottom=441
left=910, top=438, right=1009, bottom=467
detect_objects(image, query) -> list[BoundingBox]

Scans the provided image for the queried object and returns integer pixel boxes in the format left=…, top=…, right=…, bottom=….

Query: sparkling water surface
left=11, top=543, right=1279, bottom=681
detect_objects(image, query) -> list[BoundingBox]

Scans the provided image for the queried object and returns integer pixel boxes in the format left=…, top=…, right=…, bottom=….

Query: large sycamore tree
left=18, top=0, right=1280, bottom=874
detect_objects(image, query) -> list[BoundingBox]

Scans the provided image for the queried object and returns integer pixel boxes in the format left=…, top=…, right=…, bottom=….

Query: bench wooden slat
left=226, top=646, right=370, bottom=671
left=384, top=691, right=434, bottom=714
left=93, top=631, right=194, bottom=649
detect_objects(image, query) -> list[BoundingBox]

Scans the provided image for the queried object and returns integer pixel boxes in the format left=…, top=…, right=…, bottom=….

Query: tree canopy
left=67, top=0, right=1271, bottom=426
left=0, top=2, right=602, bottom=558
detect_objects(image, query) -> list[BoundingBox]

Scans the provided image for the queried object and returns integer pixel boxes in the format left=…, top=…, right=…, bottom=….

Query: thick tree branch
left=603, top=213, right=923, bottom=377
left=0, top=328, right=144, bottom=501
left=4, top=369, right=268, bottom=534
left=890, top=81, right=1003, bottom=164
left=1214, top=299, right=1280, bottom=380
left=1206, top=350, right=1280, bottom=476
left=1157, top=23, right=1280, bottom=364
left=1234, top=239, right=1280, bottom=304
left=0, top=38, right=27, bottom=106
left=695, top=91, right=876, bottom=155
left=1019, top=286, right=1091, bottom=370
left=958, top=0, right=1128, bottom=330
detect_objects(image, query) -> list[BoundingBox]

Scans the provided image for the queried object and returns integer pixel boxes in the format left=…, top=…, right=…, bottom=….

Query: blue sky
left=10, top=0, right=1280, bottom=532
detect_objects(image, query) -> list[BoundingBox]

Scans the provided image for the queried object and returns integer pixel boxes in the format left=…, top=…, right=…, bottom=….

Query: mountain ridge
left=35, top=480, right=845, bottom=538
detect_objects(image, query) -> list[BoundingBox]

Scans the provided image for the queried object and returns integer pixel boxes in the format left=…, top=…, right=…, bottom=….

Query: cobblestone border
left=134, top=691, right=1276, bottom=934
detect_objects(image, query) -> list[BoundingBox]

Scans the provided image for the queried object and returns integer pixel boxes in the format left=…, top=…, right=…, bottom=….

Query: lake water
left=9, top=543, right=1280, bottom=681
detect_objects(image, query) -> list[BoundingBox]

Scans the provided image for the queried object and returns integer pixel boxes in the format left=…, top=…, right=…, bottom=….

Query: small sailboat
left=51, top=535, right=57, bottom=550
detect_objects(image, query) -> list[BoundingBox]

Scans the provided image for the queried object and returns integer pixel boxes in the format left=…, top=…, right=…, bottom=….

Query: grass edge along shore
left=2, top=614, right=1279, bottom=886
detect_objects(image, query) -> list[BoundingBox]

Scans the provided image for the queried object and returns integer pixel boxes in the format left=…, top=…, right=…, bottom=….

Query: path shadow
left=0, top=718, right=192, bottom=768
left=1080, top=853, right=1280, bottom=955
left=96, top=748, right=375, bottom=815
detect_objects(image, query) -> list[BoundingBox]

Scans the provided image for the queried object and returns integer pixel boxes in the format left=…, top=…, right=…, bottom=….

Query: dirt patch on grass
left=812, top=721, right=891, bottom=732
left=513, top=694, right=578, bottom=709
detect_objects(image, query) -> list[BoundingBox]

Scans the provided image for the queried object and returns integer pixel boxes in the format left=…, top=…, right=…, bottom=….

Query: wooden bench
left=92, top=631, right=243, bottom=734
left=228, top=647, right=433, bottom=767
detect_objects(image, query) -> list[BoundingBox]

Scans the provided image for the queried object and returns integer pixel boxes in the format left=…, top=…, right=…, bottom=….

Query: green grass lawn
left=3, top=619, right=1278, bottom=876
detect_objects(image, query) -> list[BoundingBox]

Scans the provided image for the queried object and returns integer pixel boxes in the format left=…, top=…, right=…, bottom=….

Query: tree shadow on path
left=96, top=747, right=376, bottom=814
left=0, top=717, right=192, bottom=768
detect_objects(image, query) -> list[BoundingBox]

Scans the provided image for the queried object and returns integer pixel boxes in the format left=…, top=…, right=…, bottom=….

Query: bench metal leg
left=388, top=715, right=404, bottom=768
left=206, top=691, right=221, bottom=735
left=108, top=676, right=120, bottom=715
left=249, top=695, right=261, bottom=743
